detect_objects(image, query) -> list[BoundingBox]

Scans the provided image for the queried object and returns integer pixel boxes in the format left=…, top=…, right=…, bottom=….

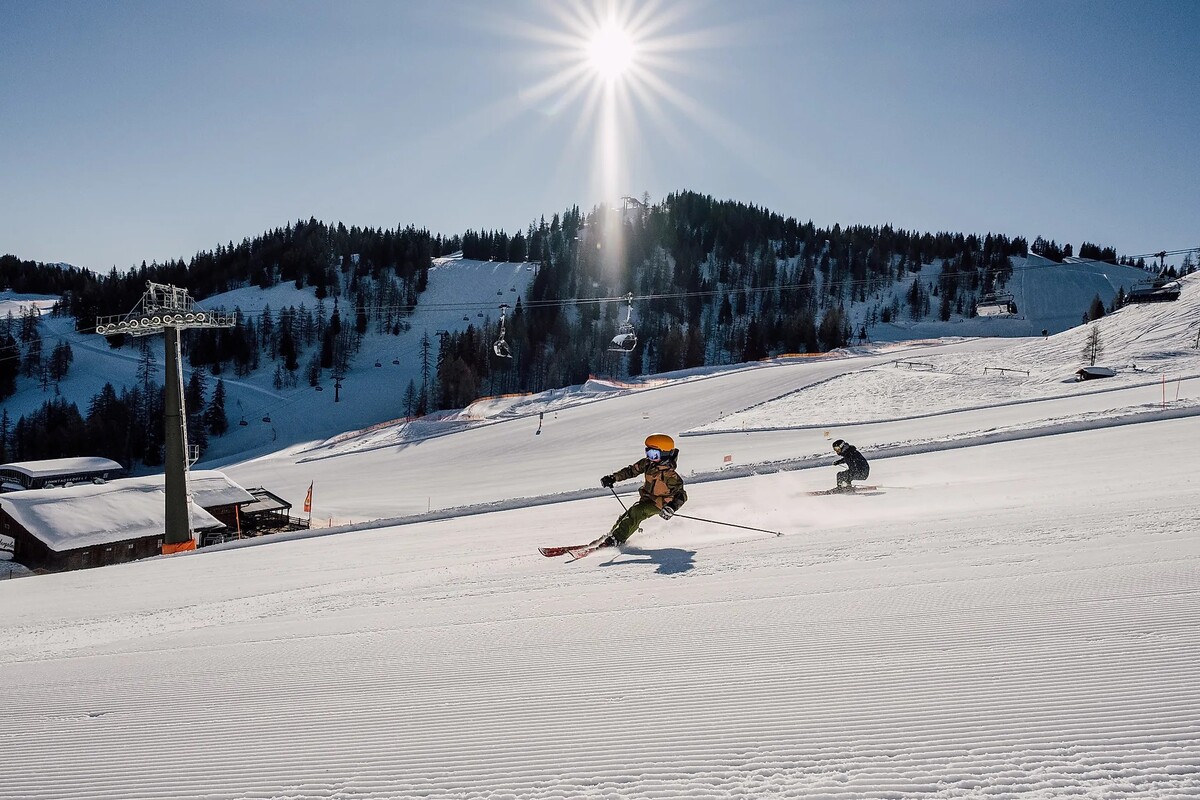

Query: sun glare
left=587, top=22, right=635, bottom=81
left=509, top=1, right=743, bottom=244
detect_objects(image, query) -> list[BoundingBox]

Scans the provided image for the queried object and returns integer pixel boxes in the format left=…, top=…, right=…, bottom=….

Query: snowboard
left=807, top=484, right=878, bottom=496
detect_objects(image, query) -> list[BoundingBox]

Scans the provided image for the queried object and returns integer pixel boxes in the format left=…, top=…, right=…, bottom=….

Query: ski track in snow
left=2, top=569, right=1197, bottom=799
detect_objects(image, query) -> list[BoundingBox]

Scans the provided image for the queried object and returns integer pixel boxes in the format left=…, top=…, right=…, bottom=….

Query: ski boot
left=588, top=533, right=618, bottom=549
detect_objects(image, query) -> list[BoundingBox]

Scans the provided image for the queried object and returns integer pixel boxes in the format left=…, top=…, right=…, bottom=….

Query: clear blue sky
left=1, top=0, right=1196, bottom=271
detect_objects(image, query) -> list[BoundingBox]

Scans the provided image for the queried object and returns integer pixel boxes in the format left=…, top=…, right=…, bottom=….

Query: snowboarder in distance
left=832, top=439, right=870, bottom=492
left=594, top=433, right=688, bottom=549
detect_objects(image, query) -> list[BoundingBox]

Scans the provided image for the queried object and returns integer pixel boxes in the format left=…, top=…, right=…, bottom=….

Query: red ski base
left=538, top=545, right=588, bottom=558
left=539, top=543, right=611, bottom=559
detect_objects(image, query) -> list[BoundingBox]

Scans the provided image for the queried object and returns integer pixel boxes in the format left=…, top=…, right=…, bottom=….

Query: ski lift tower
left=620, top=195, right=646, bottom=225
left=95, top=282, right=235, bottom=554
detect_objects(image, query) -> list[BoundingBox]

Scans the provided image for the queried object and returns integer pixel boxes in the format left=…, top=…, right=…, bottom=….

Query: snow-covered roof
left=239, top=488, right=291, bottom=515
left=0, top=456, right=124, bottom=479
left=0, top=470, right=253, bottom=551
left=186, top=470, right=257, bottom=508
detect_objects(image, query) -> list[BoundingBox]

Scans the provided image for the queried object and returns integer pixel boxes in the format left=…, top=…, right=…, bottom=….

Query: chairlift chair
left=610, top=329, right=637, bottom=352
left=608, top=292, right=638, bottom=353
left=494, top=303, right=513, bottom=359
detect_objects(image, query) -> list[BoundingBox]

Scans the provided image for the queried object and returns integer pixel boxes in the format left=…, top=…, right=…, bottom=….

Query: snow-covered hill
left=2, top=253, right=1173, bottom=478
left=855, top=252, right=1152, bottom=340
left=215, top=273, right=1200, bottom=524
left=1, top=270, right=1197, bottom=798
left=1, top=256, right=535, bottom=464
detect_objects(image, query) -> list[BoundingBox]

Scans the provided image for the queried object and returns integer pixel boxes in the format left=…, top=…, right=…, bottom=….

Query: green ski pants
left=608, top=500, right=664, bottom=544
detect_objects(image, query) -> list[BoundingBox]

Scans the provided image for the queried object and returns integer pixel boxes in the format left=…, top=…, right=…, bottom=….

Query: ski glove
left=601, top=475, right=615, bottom=488
left=659, top=506, right=675, bottom=520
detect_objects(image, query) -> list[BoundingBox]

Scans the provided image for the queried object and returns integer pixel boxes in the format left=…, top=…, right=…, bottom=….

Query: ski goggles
left=645, top=447, right=663, bottom=461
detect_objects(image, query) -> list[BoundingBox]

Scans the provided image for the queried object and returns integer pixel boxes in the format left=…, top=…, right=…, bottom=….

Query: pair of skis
left=541, top=515, right=789, bottom=558
left=538, top=543, right=609, bottom=560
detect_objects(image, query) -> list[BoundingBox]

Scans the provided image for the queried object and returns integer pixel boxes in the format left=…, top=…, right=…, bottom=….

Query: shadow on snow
left=600, top=546, right=696, bottom=575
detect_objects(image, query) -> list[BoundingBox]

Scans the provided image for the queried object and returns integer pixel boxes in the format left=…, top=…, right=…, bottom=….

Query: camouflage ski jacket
left=611, top=456, right=688, bottom=510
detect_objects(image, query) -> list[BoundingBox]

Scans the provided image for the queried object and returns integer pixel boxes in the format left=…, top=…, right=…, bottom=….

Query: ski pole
left=672, top=512, right=783, bottom=537
left=608, top=486, right=629, bottom=511
left=608, top=486, right=653, bottom=538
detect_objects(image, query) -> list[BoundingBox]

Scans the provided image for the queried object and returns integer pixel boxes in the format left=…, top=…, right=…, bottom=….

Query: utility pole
left=332, top=371, right=344, bottom=402
left=420, top=330, right=432, bottom=400
left=96, top=283, right=234, bottom=554
left=433, top=329, right=451, bottom=410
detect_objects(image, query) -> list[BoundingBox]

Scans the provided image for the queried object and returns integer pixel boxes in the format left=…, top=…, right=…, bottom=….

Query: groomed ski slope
left=1, top=278, right=1198, bottom=798
left=1, top=419, right=1196, bottom=798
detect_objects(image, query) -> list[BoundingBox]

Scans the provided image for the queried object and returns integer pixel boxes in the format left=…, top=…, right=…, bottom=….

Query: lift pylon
left=95, top=282, right=234, bottom=553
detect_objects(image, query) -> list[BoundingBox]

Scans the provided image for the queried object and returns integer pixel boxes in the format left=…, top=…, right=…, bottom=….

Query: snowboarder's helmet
left=832, top=439, right=846, bottom=453
left=645, top=433, right=674, bottom=451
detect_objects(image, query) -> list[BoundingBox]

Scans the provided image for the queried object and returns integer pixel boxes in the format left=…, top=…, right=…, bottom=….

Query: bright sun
left=587, top=22, right=635, bottom=81
left=510, top=1, right=719, bottom=216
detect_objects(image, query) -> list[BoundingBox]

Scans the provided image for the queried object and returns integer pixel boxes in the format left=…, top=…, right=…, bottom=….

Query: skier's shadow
left=601, top=546, right=695, bottom=575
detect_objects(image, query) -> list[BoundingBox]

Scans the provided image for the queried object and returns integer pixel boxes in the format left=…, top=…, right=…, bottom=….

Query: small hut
left=1075, top=366, right=1116, bottom=381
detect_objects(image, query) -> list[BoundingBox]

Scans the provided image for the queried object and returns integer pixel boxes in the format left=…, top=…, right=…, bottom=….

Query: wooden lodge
left=201, top=487, right=310, bottom=545
left=0, top=457, right=126, bottom=493
left=0, top=470, right=254, bottom=572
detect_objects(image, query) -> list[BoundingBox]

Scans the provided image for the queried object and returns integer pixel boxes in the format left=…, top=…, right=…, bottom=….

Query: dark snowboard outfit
left=834, top=443, right=870, bottom=489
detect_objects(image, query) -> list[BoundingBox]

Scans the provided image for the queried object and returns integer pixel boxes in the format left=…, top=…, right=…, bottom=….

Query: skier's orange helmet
left=645, top=433, right=675, bottom=451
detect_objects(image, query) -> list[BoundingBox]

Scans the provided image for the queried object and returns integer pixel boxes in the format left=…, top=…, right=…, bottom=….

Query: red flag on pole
left=303, top=482, right=313, bottom=513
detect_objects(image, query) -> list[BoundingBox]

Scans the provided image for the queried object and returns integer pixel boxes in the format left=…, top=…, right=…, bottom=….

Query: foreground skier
left=590, top=433, right=689, bottom=549
left=538, top=435, right=794, bottom=559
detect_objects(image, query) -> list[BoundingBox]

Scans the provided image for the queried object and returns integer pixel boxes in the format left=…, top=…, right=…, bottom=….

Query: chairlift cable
left=67, top=242, right=1200, bottom=329
left=11, top=242, right=1199, bottom=358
